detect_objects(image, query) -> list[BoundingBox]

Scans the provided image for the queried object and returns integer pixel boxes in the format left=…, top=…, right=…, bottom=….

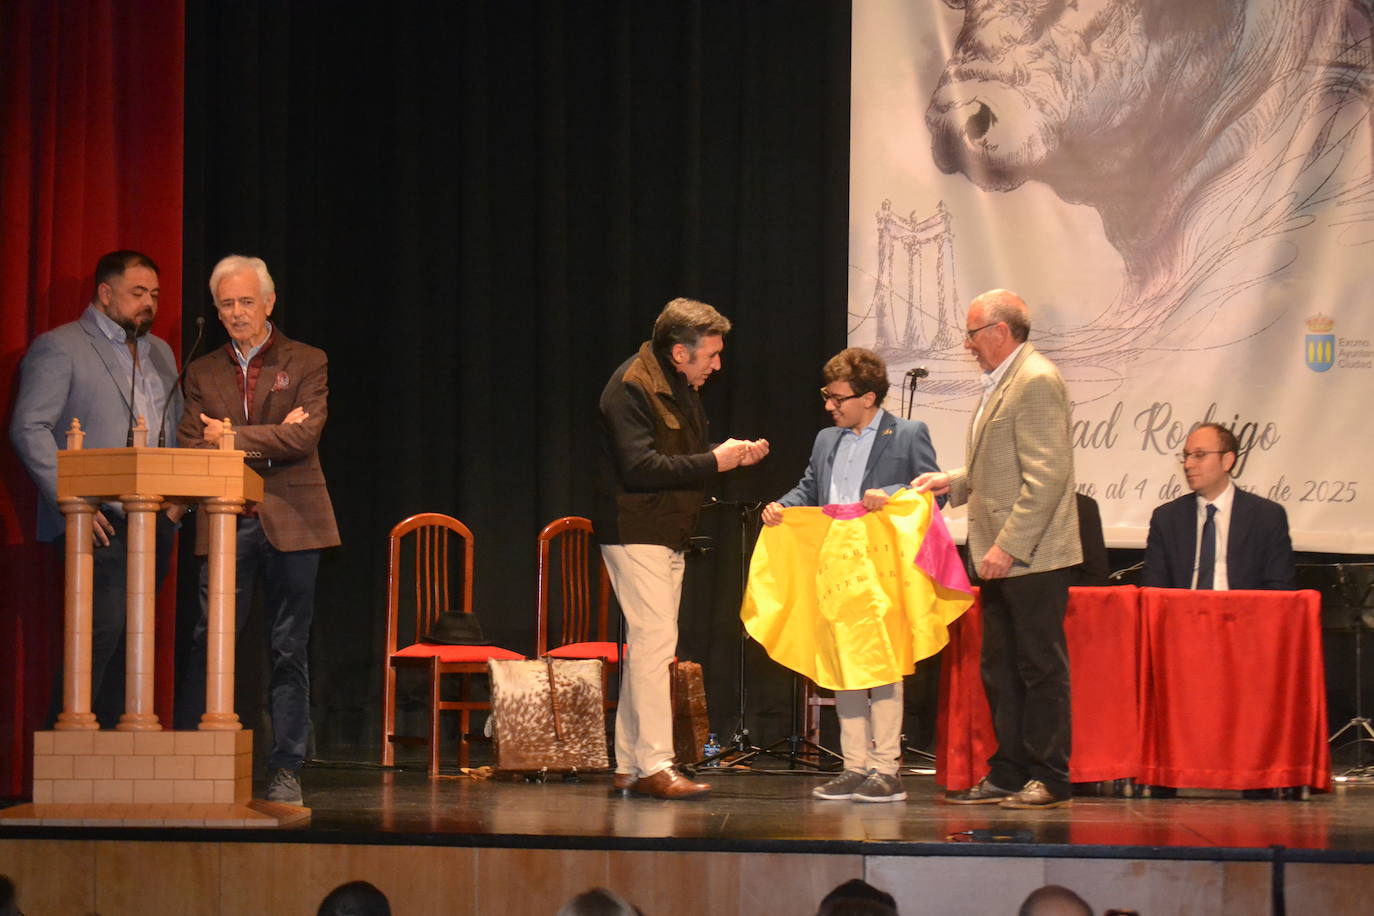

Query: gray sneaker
left=265, top=768, right=303, bottom=805
left=853, top=770, right=907, bottom=803
left=812, top=769, right=870, bottom=800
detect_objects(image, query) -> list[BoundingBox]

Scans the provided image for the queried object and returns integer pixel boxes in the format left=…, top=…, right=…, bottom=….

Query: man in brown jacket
left=594, top=298, right=768, bottom=799
left=174, top=254, right=339, bottom=805
left=915, top=289, right=1080, bottom=810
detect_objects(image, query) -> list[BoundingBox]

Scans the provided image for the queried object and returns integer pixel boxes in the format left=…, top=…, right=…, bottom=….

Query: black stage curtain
left=181, top=1, right=853, bottom=760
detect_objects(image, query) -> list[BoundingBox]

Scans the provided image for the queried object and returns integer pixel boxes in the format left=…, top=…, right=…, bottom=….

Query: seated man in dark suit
left=1141, top=422, right=1296, bottom=799
left=1142, top=422, right=1294, bottom=590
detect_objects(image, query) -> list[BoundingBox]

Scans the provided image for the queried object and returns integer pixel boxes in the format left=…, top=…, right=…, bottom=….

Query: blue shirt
left=828, top=408, right=885, bottom=504
left=87, top=304, right=171, bottom=444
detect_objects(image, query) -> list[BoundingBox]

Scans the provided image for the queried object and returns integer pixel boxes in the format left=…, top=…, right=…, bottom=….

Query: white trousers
left=601, top=543, right=684, bottom=778
left=834, top=680, right=904, bottom=775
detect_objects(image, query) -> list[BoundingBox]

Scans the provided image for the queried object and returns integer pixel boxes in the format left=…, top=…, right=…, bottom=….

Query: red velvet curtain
left=1, top=0, right=184, bottom=798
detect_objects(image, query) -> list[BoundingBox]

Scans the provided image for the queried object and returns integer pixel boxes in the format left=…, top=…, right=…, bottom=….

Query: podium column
left=55, top=496, right=100, bottom=730
left=117, top=494, right=163, bottom=731
left=200, top=497, right=245, bottom=730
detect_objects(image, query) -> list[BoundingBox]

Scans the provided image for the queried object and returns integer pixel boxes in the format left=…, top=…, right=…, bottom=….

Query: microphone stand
left=698, top=497, right=845, bottom=771
left=901, top=366, right=928, bottom=420
left=694, top=497, right=778, bottom=768
left=126, top=344, right=140, bottom=446
left=157, top=316, right=206, bottom=446
left=899, top=365, right=942, bottom=772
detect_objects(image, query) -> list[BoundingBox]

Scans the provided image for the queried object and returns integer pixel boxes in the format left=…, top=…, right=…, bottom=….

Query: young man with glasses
left=761, top=347, right=939, bottom=802
left=1141, top=422, right=1294, bottom=590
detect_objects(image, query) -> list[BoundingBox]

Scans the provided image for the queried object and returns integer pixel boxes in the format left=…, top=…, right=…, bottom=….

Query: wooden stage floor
left=6, top=761, right=1374, bottom=914
left=274, top=762, right=1374, bottom=860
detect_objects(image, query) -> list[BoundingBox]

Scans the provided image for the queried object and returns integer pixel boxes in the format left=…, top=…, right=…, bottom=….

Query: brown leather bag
left=670, top=660, right=711, bottom=765
left=488, top=658, right=610, bottom=773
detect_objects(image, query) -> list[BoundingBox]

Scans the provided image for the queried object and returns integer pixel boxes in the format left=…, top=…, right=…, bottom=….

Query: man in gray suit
left=914, top=290, right=1080, bottom=809
left=762, top=347, right=939, bottom=803
left=10, top=250, right=184, bottom=726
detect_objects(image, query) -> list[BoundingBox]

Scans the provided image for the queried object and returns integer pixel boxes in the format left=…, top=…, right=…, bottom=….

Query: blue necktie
left=1196, top=503, right=1217, bottom=590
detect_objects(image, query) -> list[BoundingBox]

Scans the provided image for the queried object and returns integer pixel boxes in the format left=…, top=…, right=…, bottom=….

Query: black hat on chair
left=420, top=612, right=490, bottom=645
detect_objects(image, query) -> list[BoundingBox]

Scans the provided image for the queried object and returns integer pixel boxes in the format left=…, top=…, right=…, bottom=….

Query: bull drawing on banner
left=904, top=0, right=1372, bottom=396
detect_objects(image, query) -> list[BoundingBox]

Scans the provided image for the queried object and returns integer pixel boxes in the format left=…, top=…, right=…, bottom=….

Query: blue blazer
left=10, top=308, right=180, bottom=541
left=776, top=412, right=939, bottom=508
left=1141, top=487, right=1295, bottom=590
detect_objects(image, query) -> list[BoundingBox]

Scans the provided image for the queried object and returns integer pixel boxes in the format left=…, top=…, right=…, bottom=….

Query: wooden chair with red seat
left=381, top=512, right=524, bottom=775
left=536, top=516, right=618, bottom=707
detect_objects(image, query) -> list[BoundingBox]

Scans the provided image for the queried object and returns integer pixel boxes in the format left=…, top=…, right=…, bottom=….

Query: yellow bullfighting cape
left=741, top=489, right=973, bottom=691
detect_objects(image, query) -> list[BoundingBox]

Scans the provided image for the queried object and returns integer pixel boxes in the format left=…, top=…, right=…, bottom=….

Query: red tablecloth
left=935, top=586, right=1330, bottom=793
left=1138, top=587, right=1330, bottom=791
left=935, top=586, right=1140, bottom=790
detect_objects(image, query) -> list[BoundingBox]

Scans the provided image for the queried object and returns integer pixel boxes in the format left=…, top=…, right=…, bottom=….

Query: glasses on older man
left=964, top=321, right=999, bottom=343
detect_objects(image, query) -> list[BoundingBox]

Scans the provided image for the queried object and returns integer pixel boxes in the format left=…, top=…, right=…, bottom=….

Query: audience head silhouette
left=317, top=880, right=391, bottom=916
left=0, top=874, right=19, bottom=916
left=1018, top=884, right=1092, bottom=916
left=816, top=878, right=899, bottom=915
left=556, top=887, right=642, bottom=916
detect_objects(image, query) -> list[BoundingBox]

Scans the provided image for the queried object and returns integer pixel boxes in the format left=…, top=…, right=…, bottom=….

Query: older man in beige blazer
left=915, top=289, right=1080, bottom=809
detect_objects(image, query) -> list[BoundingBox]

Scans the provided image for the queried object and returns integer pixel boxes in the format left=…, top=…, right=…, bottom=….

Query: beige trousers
left=601, top=543, right=684, bottom=778
left=834, top=680, right=904, bottom=775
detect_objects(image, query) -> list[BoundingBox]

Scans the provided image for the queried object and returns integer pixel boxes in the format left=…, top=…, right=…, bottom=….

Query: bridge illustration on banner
left=868, top=198, right=960, bottom=357
left=859, top=198, right=992, bottom=410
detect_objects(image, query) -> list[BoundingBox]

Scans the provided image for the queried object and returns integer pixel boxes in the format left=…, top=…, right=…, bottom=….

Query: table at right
left=1137, top=586, right=1330, bottom=792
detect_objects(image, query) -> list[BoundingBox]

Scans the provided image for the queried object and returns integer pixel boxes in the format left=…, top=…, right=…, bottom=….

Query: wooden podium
left=3, top=418, right=307, bottom=827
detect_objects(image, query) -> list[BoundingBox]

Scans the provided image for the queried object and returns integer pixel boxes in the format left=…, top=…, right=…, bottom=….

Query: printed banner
left=849, top=0, right=1374, bottom=552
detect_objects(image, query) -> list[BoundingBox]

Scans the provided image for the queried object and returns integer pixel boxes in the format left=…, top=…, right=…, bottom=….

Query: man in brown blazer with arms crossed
left=914, top=289, right=1080, bottom=809
left=175, top=254, right=340, bottom=805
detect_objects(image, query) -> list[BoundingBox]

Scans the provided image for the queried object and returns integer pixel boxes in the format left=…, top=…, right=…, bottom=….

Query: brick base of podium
left=0, top=729, right=309, bottom=828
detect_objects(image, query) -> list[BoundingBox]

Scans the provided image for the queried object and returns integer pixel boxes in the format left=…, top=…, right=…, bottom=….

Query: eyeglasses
left=1177, top=449, right=1228, bottom=463
left=964, top=321, right=999, bottom=342
left=819, top=387, right=864, bottom=405
left=216, top=297, right=259, bottom=313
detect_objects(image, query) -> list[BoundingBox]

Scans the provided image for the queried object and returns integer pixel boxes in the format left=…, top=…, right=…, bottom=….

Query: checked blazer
left=946, top=341, right=1081, bottom=576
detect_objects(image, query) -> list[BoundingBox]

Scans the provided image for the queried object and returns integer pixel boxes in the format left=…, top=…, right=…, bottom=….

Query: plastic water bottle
left=703, top=733, right=721, bottom=766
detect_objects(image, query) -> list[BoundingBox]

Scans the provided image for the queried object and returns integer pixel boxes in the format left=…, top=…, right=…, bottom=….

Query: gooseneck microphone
left=157, top=316, right=207, bottom=447
left=901, top=366, right=930, bottom=420
left=126, top=343, right=139, bottom=447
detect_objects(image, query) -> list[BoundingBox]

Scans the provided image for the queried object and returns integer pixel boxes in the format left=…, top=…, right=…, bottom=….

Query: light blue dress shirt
left=828, top=408, right=885, bottom=504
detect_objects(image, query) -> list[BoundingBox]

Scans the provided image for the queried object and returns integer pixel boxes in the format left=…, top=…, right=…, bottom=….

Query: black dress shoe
left=945, top=777, right=1017, bottom=805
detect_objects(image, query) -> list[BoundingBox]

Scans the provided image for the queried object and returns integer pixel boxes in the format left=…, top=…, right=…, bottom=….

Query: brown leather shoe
left=944, top=777, right=1016, bottom=805
left=631, top=767, right=711, bottom=800
left=610, top=773, right=637, bottom=796
left=998, top=779, right=1072, bottom=809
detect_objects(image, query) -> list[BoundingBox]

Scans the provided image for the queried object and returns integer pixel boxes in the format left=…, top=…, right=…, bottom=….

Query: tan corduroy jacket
left=946, top=342, right=1081, bottom=576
